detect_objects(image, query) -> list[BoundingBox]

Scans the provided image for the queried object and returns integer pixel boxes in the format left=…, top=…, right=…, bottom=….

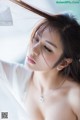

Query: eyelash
left=44, top=46, right=52, bottom=52
left=32, top=37, right=39, bottom=43
left=32, top=37, right=52, bottom=52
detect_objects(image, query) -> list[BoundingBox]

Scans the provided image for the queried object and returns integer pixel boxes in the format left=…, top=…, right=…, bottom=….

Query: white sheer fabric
left=0, top=60, right=32, bottom=120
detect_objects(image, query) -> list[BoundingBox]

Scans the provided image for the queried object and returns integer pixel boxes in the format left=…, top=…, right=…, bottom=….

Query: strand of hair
left=9, top=0, right=53, bottom=19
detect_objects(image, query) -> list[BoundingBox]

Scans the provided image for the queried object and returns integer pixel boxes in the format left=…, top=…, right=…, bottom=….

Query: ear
left=57, top=58, right=72, bottom=71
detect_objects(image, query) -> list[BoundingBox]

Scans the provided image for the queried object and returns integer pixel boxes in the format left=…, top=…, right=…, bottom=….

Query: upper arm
left=69, top=85, right=80, bottom=120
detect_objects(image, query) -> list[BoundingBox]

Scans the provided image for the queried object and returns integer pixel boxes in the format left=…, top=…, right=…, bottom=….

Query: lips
left=27, top=56, right=36, bottom=64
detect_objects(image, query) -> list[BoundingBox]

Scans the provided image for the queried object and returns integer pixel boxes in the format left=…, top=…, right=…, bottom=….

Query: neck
left=33, top=70, right=65, bottom=93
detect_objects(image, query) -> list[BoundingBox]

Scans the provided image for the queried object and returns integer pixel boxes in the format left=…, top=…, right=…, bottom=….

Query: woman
left=24, top=16, right=80, bottom=120
left=0, top=0, right=80, bottom=120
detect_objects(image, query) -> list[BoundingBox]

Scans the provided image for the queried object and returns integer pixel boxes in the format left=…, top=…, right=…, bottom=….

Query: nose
left=31, top=43, right=41, bottom=56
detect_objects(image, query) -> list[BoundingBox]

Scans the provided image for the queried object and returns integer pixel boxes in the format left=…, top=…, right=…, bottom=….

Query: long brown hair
left=9, top=0, right=80, bottom=83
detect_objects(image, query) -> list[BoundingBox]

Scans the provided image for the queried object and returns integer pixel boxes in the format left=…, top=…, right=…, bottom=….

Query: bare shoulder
left=67, top=80, right=80, bottom=119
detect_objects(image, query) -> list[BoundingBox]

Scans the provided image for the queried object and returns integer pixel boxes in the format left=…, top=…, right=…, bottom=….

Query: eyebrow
left=46, top=40, right=57, bottom=48
left=36, top=32, right=57, bottom=48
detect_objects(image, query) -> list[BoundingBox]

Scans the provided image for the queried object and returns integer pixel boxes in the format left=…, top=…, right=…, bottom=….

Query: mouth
left=27, top=56, right=36, bottom=64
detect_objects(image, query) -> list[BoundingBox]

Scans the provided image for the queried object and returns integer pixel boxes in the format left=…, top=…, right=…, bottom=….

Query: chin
left=25, top=60, right=48, bottom=71
left=26, top=62, right=37, bottom=71
left=26, top=64, right=40, bottom=71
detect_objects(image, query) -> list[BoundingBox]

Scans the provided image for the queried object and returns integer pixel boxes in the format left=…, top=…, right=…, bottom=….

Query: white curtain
left=0, top=1, right=13, bottom=26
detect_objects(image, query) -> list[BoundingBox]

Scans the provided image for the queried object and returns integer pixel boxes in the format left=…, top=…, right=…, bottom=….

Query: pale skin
left=25, top=27, right=80, bottom=120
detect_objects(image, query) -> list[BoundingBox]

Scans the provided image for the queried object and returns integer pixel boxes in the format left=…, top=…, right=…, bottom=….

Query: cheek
left=43, top=53, right=61, bottom=67
left=44, top=54, right=56, bottom=63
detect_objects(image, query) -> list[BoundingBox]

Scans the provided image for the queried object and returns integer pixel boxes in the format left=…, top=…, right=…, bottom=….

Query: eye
left=44, top=46, right=52, bottom=52
left=32, top=37, right=39, bottom=43
left=35, top=38, right=39, bottom=42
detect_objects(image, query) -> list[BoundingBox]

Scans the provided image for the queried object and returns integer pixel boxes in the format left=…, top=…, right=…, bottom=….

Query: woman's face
left=25, top=26, right=63, bottom=71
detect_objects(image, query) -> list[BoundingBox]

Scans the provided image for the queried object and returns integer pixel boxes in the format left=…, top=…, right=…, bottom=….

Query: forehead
left=36, top=24, right=63, bottom=50
left=36, top=23, right=59, bottom=39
